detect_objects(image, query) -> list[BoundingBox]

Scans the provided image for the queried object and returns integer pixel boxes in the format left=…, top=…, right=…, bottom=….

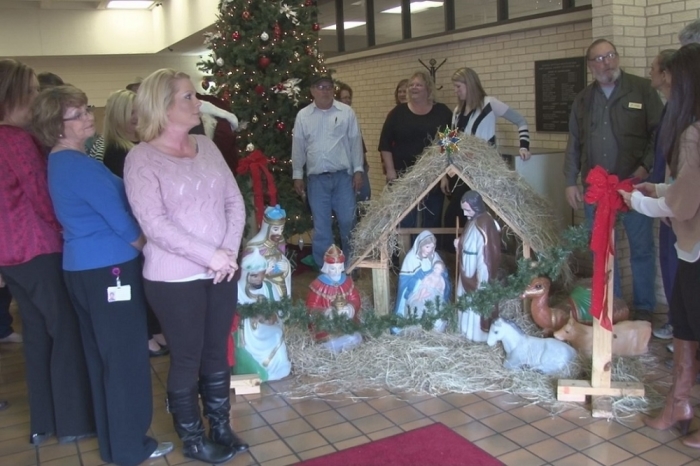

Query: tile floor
left=1, top=307, right=700, bottom=465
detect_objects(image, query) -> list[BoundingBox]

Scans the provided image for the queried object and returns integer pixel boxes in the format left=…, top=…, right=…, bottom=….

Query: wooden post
left=454, top=217, right=460, bottom=300
left=557, top=231, right=644, bottom=413
left=372, top=241, right=391, bottom=316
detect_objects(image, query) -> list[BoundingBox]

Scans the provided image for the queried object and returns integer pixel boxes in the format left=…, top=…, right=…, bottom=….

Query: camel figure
left=521, top=276, right=630, bottom=336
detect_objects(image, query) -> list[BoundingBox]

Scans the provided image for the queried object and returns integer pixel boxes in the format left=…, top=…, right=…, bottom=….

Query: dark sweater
left=378, top=103, right=453, bottom=173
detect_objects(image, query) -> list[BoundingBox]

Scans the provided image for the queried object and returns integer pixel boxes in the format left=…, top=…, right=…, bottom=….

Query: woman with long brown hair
left=619, top=43, right=700, bottom=448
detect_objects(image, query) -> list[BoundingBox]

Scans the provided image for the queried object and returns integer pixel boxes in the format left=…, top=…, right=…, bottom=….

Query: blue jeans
left=584, top=202, right=657, bottom=311
left=307, top=171, right=357, bottom=269
left=0, top=286, right=13, bottom=338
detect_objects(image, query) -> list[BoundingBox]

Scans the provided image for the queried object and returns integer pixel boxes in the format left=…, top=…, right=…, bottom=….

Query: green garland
left=236, top=225, right=591, bottom=337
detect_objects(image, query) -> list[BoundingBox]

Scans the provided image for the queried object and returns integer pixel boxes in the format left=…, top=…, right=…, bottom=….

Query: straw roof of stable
left=350, top=134, right=562, bottom=263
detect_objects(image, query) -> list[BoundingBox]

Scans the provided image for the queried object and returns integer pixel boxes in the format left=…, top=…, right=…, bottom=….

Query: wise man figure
left=245, top=205, right=291, bottom=298
left=306, top=245, right=362, bottom=353
left=454, top=191, right=501, bottom=342
left=233, top=248, right=291, bottom=382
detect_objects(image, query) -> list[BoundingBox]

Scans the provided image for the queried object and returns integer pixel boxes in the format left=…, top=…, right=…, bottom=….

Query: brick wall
left=328, top=18, right=593, bottom=203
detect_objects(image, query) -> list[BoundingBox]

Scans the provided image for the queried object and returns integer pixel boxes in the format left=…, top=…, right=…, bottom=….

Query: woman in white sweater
left=619, top=43, right=700, bottom=449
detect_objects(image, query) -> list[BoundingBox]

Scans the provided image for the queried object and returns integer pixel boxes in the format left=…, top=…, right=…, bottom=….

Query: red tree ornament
left=276, top=83, right=285, bottom=91
left=222, top=91, right=231, bottom=102
left=312, top=23, right=320, bottom=31
left=231, top=31, right=240, bottom=40
left=258, top=56, right=271, bottom=69
left=242, top=10, right=251, bottom=20
left=276, top=121, right=286, bottom=131
left=273, top=22, right=282, bottom=40
left=305, top=0, right=313, bottom=5
left=254, top=84, right=266, bottom=95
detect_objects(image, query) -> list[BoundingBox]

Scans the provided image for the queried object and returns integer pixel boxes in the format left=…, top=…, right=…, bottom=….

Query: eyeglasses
left=588, top=51, right=618, bottom=63
left=63, top=106, right=94, bottom=121
left=314, top=84, right=333, bottom=91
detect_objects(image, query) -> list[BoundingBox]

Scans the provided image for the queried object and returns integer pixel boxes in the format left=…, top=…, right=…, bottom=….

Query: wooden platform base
left=558, top=379, right=645, bottom=418
left=230, top=374, right=261, bottom=395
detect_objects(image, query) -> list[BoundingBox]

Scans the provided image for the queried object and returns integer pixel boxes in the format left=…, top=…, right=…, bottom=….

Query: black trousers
left=144, top=278, right=236, bottom=391
left=64, top=258, right=156, bottom=466
left=0, top=253, right=94, bottom=437
left=0, top=285, right=14, bottom=338
left=670, top=257, right=700, bottom=342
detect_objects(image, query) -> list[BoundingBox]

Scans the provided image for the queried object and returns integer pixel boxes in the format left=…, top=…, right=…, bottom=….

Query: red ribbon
left=236, top=150, right=278, bottom=227
left=584, top=166, right=633, bottom=331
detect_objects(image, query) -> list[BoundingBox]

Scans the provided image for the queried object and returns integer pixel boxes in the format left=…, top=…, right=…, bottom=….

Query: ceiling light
left=381, top=1, right=443, bottom=14
left=322, top=21, right=367, bottom=30
left=107, top=1, right=154, bottom=9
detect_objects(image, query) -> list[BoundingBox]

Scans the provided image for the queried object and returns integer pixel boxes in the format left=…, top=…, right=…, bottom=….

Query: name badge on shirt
left=628, top=102, right=643, bottom=110
left=107, top=266, right=131, bottom=302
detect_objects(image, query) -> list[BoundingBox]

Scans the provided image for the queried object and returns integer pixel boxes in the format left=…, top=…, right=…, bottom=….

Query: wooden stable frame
left=348, top=164, right=533, bottom=316
left=557, top=235, right=645, bottom=417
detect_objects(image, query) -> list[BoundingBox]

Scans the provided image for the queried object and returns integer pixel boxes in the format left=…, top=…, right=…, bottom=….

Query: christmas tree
left=200, top=0, right=328, bottom=236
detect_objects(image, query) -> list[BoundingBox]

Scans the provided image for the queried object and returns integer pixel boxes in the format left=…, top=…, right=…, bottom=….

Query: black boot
left=199, top=371, right=249, bottom=452
left=167, top=386, right=235, bottom=464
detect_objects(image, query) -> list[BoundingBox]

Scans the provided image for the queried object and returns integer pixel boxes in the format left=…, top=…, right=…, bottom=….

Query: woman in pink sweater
left=124, top=69, right=247, bottom=465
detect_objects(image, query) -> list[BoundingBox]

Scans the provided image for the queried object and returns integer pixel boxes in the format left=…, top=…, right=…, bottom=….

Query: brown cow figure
left=521, top=276, right=630, bottom=336
left=553, top=316, right=651, bottom=357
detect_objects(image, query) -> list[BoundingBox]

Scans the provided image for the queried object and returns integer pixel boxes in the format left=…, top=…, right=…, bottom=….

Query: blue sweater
left=47, top=149, right=141, bottom=271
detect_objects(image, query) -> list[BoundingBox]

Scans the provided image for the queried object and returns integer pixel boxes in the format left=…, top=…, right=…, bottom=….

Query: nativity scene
left=230, top=132, right=655, bottom=424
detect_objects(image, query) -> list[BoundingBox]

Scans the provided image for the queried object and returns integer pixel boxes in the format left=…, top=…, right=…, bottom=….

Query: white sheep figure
left=486, top=318, right=577, bottom=376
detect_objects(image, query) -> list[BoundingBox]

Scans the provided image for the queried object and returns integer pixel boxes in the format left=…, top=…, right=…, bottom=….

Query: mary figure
left=394, top=231, right=451, bottom=332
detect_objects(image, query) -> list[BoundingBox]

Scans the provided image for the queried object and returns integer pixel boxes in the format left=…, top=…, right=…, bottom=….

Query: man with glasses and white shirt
left=564, top=39, right=663, bottom=322
left=292, top=74, right=364, bottom=269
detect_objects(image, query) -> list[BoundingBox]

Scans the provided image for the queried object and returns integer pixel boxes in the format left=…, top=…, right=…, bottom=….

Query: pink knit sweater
left=124, top=135, right=245, bottom=281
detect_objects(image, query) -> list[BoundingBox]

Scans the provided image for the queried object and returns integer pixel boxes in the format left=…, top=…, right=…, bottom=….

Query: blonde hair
left=452, top=67, right=487, bottom=111
left=394, top=79, right=409, bottom=105
left=409, top=71, right=437, bottom=103
left=104, top=89, right=137, bottom=152
left=31, top=85, right=88, bottom=148
left=135, top=68, right=191, bottom=142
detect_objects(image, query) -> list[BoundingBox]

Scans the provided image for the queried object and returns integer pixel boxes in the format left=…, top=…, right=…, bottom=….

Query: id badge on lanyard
left=107, top=267, right=131, bottom=302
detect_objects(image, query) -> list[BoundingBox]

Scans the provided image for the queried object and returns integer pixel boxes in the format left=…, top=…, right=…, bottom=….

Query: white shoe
left=150, top=441, right=174, bottom=458
left=653, top=323, right=673, bottom=340
left=667, top=342, right=674, bottom=353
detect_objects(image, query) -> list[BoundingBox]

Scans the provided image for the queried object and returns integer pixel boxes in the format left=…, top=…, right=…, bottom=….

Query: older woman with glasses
left=0, top=59, right=94, bottom=446
left=35, top=85, right=173, bottom=465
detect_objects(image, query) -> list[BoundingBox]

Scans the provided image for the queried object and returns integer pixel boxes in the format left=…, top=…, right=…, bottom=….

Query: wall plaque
left=535, top=57, right=586, bottom=133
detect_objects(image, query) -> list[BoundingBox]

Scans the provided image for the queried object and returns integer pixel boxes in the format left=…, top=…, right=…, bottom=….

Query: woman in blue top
left=33, top=85, right=173, bottom=466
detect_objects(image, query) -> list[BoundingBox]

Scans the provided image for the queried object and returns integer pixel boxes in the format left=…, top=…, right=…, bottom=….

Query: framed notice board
left=535, top=57, right=586, bottom=132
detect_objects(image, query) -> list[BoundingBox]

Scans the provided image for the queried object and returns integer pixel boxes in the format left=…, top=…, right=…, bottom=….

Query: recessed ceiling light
left=322, top=21, right=367, bottom=30
left=107, top=1, right=154, bottom=9
left=381, top=1, right=443, bottom=14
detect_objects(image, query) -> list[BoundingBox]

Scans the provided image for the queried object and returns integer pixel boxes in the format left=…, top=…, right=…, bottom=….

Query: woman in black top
left=379, top=71, right=452, bottom=228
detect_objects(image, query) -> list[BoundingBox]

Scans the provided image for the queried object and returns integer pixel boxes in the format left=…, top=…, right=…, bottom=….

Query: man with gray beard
left=564, top=38, right=663, bottom=322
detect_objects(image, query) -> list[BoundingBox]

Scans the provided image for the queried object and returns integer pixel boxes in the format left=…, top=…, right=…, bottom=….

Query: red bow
left=236, top=150, right=278, bottom=227
left=584, top=166, right=633, bottom=331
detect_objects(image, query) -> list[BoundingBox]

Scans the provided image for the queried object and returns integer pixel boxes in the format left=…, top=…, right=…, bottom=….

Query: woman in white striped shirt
left=440, top=67, right=532, bottom=244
